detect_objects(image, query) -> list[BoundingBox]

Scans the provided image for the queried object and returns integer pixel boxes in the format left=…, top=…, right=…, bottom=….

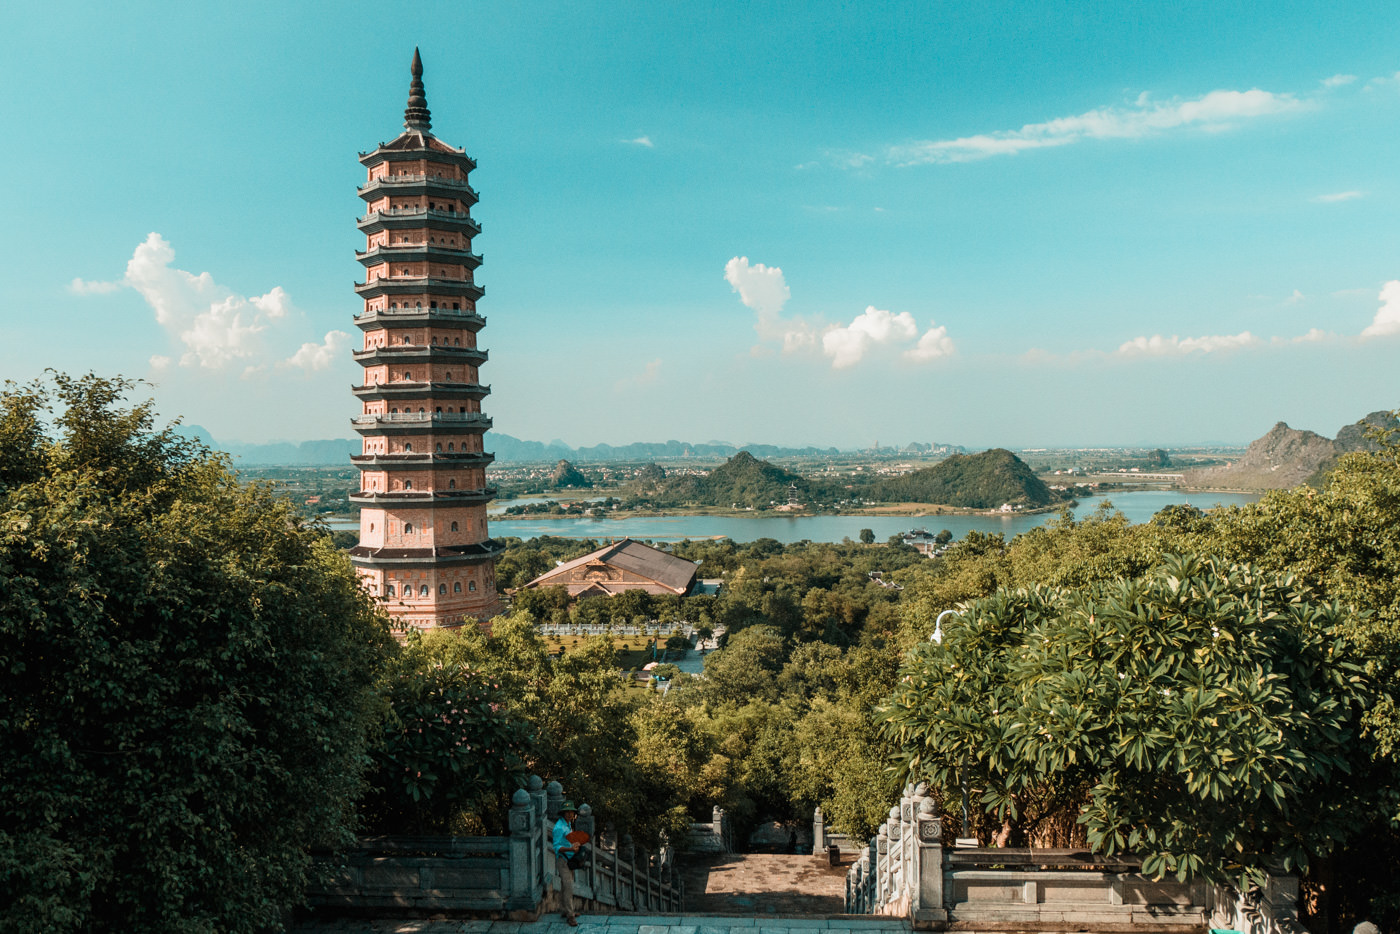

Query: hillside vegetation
left=871, top=448, right=1064, bottom=509
left=631, top=451, right=810, bottom=508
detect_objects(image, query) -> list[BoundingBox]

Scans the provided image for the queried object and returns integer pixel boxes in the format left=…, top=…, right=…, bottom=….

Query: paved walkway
left=293, top=917, right=908, bottom=934
left=679, top=854, right=847, bottom=915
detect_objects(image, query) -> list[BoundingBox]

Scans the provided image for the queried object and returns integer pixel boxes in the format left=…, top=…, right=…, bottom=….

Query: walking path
left=679, top=854, right=847, bottom=915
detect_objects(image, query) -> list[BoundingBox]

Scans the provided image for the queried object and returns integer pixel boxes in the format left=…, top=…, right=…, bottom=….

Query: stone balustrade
left=306, top=775, right=681, bottom=919
left=842, top=782, right=1308, bottom=933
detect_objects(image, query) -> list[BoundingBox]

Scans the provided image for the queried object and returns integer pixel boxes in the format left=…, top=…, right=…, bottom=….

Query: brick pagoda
left=348, top=49, right=503, bottom=628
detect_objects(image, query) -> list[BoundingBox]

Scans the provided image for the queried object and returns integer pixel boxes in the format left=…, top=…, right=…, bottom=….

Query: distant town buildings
left=522, top=538, right=701, bottom=598
left=347, top=51, right=503, bottom=629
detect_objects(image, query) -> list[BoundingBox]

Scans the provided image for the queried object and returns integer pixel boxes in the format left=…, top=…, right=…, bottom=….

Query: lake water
left=327, top=490, right=1262, bottom=543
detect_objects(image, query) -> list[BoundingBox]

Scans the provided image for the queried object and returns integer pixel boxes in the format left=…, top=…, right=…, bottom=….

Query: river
left=325, top=490, right=1261, bottom=543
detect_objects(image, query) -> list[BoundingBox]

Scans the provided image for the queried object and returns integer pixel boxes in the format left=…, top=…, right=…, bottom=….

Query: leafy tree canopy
left=0, top=375, right=392, bottom=934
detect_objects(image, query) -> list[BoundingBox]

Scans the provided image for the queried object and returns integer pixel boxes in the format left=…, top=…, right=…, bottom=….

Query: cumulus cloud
left=1116, top=331, right=1262, bottom=357
left=1312, top=190, right=1365, bottom=203
left=905, top=324, right=955, bottom=362
left=284, top=330, right=352, bottom=371
left=724, top=256, right=954, bottom=368
left=870, top=87, right=1303, bottom=166
left=1322, top=74, right=1357, bottom=88
left=149, top=355, right=172, bottom=371
left=724, top=256, right=815, bottom=351
left=1361, top=280, right=1400, bottom=339
left=623, top=135, right=654, bottom=148
left=822, top=307, right=917, bottom=368
left=74, top=232, right=313, bottom=371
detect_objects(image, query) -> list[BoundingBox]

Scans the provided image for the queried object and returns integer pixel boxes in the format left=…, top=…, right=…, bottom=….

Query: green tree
left=859, top=528, right=876, bottom=544
left=0, top=375, right=392, bottom=934
left=881, top=554, right=1383, bottom=884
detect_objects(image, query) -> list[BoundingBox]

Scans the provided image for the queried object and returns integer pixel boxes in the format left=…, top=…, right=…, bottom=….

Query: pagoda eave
left=350, top=541, right=506, bottom=566
left=352, top=346, right=488, bottom=366
left=348, top=489, right=497, bottom=506
left=354, top=309, right=485, bottom=331
left=358, top=176, right=480, bottom=203
left=350, top=452, right=495, bottom=469
left=357, top=211, right=481, bottom=236
left=354, top=278, right=485, bottom=300
left=357, top=246, right=484, bottom=268
left=359, top=146, right=476, bottom=172
left=351, top=414, right=492, bottom=435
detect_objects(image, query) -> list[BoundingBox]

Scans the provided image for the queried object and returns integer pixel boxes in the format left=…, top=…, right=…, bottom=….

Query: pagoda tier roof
left=351, top=412, right=491, bottom=434
left=357, top=244, right=483, bottom=268
left=354, top=308, right=485, bottom=331
left=354, top=277, right=484, bottom=301
left=351, top=452, right=494, bottom=470
left=350, top=540, right=505, bottom=567
left=351, top=381, right=490, bottom=402
left=357, top=209, right=481, bottom=236
left=353, top=345, right=487, bottom=366
left=348, top=488, right=496, bottom=506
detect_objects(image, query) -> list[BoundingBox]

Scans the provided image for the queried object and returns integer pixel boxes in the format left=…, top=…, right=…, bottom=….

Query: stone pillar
left=576, top=803, right=596, bottom=897
left=875, top=826, right=890, bottom=907
left=812, top=806, right=827, bottom=856
left=546, top=780, right=563, bottom=822
left=528, top=775, right=548, bottom=890
left=507, top=788, right=535, bottom=906
left=620, top=834, right=635, bottom=911
left=912, top=796, right=946, bottom=922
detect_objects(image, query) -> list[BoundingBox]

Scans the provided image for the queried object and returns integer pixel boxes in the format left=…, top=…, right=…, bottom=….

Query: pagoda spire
left=403, top=47, right=432, bottom=133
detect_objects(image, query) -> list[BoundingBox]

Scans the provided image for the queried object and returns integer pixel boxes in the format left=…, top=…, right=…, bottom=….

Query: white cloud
left=1116, top=331, right=1262, bottom=357
left=724, top=256, right=815, bottom=350
left=876, top=87, right=1304, bottom=166
left=614, top=358, right=663, bottom=391
left=821, top=306, right=918, bottom=369
left=69, top=277, right=123, bottom=294
left=75, top=232, right=307, bottom=370
left=149, top=355, right=172, bottom=371
left=905, top=324, right=955, bottom=362
left=1284, top=289, right=1305, bottom=304
left=1322, top=74, right=1357, bottom=88
left=284, top=330, right=351, bottom=371
left=1312, top=190, right=1365, bottom=203
left=623, top=136, right=654, bottom=148
left=1361, top=280, right=1400, bottom=339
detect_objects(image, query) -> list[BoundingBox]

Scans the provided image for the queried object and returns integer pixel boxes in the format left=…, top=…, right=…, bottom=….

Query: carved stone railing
left=307, top=775, right=681, bottom=918
left=843, top=782, right=1307, bottom=932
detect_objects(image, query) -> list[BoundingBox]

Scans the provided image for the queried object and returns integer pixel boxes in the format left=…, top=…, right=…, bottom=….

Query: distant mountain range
left=183, top=427, right=963, bottom=466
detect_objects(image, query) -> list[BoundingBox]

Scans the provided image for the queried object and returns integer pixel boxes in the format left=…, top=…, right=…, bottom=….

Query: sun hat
left=560, top=800, right=578, bottom=812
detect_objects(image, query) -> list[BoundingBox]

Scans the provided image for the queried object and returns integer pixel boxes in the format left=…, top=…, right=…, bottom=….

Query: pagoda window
left=404, top=443, right=412, bottom=452
left=447, top=443, right=455, bottom=452
left=448, top=479, right=456, bottom=489
left=420, top=585, right=430, bottom=597
left=469, top=581, right=477, bottom=592
left=390, top=303, right=398, bottom=309
left=390, top=407, right=399, bottom=414
left=404, top=371, right=412, bottom=380
left=386, top=585, right=395, bottom=597
left=435, top=443, right=442, bottom=452
left=404, top=523, right=413, bottom=533
left=438, top=584, right=448, bottom=596
left=454, top=338, right=461, bottom=345
left=446, top=371, right=453, bottom=380
left=418, top=407, right=425, bottom=414
left=452, top=302, right=460, bottom=309
left=403, top=480, right=413, bottom=490
left=450, top=521, right=458, bottom=531
left=454, top=582, right=462, bottom=593
left=435, top=407, right=442, bottom=414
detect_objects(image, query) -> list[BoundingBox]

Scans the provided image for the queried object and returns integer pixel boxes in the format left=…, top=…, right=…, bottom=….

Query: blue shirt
left=553, top=816, right=576, bottom=858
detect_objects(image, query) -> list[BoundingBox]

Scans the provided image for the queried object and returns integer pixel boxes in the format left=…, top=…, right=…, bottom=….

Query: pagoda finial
left=404, top=47, right=432, bottom=133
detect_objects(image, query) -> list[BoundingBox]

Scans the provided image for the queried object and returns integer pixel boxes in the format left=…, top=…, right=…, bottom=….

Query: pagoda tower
left=348, top=49, right=503, bottom=629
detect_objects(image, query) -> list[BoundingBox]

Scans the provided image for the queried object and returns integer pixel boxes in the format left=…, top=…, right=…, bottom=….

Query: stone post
left=528, top=775, right=547, bottom=890
left=875, top=826, right=890, bottom=908
left=576, top=803, right=596, bottom=899
left=885, top=805, right=902, bottom=902
left=912, top=796, right=946, bottom=923
left=812, top=806, right=827, bottom=856
left=507, top=788, right=535, bottom=906
left=546, top=780, right=563, bottom=823
left=620, top=834, right=635, bottom=911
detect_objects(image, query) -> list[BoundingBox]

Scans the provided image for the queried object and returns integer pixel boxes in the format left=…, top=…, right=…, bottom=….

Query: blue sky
left=5, top=1, right=1399, bottom=449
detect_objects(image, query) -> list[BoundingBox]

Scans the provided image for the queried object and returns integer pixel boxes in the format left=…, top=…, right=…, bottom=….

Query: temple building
left=521, top=539, right=700, bottom=598
left=348, top=50, right=503, bottom=629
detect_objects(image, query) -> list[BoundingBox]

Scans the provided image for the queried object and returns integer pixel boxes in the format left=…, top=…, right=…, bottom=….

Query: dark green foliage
left=0, top=375, right=392, bottom=934
left=362, top=654, right=536, bottom=835
left=873, top=448, right=1065, bottom=508
left=882, top=555, right=1381, bottom=884
left=549, top=459, right=592, bottom=489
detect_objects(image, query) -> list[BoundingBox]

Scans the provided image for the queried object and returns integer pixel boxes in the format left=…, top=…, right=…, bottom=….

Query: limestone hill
left=1186, top=410, right=1398, bottom=490
left=871, top=448, right=1063, bottom=509
left=635, top=451, right=811, bottom=508
left=549, top=459, right=591, bottom=489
